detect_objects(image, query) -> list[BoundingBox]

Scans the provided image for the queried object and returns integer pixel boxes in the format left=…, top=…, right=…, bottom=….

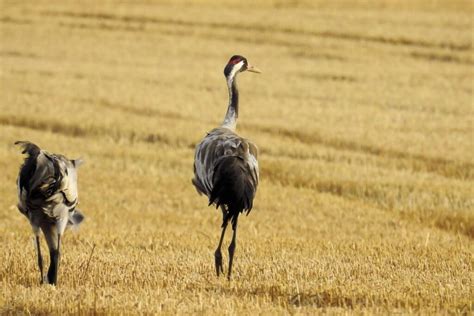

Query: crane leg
left=215, top=206, right=229, bottom=277
left=227, top=215, right=239, bottom=281
left=47, top=234, right=61, bottom=285
left=43, top=224, right=62, bottom=285
left=35, top=235, right=44, bottom=284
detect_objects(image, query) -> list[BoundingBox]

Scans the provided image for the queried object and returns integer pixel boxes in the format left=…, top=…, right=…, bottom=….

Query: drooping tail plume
left=209, top=156, right=256, bottom=222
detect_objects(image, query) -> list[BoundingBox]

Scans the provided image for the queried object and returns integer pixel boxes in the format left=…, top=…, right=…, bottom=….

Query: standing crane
left=15, top=141, right=84, bottom=285
left=192, top=55, right=261, bottom=280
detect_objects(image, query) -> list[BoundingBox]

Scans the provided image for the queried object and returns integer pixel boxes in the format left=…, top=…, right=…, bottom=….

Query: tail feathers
left=209, top=156, right=256, bottom=217
left=68, top=208, right=85, bottom=227
left=15, top=141, right=41, bottom=157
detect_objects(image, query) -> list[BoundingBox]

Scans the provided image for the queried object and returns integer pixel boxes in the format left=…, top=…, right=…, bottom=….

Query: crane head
left=224, top=55, right=261, bottom=79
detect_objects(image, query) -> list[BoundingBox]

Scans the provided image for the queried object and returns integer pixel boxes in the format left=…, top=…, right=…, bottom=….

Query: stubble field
left=0, top=0, right=473, bottom=314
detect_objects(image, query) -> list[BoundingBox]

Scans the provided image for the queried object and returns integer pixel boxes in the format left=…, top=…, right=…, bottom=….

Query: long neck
left=221, top=74, right=239, bottom=130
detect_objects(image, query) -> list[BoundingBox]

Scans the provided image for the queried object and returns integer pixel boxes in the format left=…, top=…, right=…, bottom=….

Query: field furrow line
left=0, top=114, right=191, bottom=148
left=261, top=162, right=474, bottom=239
left=41, top=10, right=472, bottom=52
left=244, top=124, right=474, bottom=181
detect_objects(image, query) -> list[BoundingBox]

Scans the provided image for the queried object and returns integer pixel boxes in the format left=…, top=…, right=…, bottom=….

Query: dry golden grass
left=0, top=0, right=473, bottom=314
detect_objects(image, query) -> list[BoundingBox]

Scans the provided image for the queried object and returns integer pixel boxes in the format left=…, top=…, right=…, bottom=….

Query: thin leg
left=47, top=234, right=61, bottom=285
left=227, top=215, right=239, bottom=281
left=215, top=206, right=229, bottom=277
left=35, top=235, right=44, bottom=284
left=215, top=221, right=229, bottom=277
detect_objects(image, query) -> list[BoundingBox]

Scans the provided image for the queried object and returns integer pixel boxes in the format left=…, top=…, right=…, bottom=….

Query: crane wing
left=17, top=143, right=79, bottom=218
left=193, top=127, right=259, bottom=198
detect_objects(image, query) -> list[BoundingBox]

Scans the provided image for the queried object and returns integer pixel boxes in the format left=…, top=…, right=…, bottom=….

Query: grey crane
left=15, top=141, right=84, bottom=285
left=192, top=55, right=261, bottom=280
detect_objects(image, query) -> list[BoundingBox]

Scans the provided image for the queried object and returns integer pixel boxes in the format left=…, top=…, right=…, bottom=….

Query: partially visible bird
left=15, top=141, right=84, bottom=285
left=192, top=55, right=261, bottom=280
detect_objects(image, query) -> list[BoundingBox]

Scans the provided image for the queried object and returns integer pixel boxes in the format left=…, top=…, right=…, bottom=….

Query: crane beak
left=246, top=64, right=262, bottom=74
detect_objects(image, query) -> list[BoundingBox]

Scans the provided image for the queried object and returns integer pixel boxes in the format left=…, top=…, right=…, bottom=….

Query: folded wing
left=16, top=141, right=80, bottom=222
left=193, top=128, right=259, bottom=213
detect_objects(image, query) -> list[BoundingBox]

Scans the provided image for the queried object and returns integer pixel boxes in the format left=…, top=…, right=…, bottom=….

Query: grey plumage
left=193, top=127, right=259, bottom=218
left=192, top=55, right=261, bottom=280
left=15, top=141, right=84, bottom=285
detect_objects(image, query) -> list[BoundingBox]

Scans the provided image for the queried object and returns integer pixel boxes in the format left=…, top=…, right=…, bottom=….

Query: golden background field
left=0, top=0, right=472, bottom=314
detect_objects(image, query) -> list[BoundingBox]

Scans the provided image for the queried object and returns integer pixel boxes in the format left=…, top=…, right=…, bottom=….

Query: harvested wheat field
left=0, top=0, right=473, bottom=314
